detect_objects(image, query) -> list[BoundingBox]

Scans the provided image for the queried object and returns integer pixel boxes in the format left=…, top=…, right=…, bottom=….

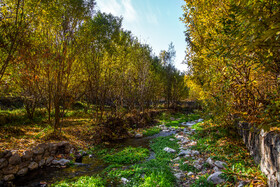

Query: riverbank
left=1, top=112, right=267, bottom=186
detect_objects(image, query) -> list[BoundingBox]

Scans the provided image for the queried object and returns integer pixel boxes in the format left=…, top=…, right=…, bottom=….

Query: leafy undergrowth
left=103, top=147, right=150, bottom=164
left=190, top=121, right=267, bottom=186
left=143, top=127, right=161, bottom=136
left=104, top=136, right=179, bottom=186
left=53, top=176, right=105, bottom=187
left=158, top=112, right=200, bottom=127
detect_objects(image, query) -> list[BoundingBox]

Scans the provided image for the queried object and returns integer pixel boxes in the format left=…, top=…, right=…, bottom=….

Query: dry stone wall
left=237, top=122, right=280, bottom=187
left=0, top=141, right=75, bottom=183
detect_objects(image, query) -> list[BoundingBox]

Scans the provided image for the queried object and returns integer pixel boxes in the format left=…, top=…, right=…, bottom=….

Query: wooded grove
left=182, top=0, right=280, bottom=129
left=0, top=0, right=187, bottom=133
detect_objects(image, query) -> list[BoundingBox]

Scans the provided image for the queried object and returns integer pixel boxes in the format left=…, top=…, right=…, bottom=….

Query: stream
left=12, top=131, right=175, bottom=187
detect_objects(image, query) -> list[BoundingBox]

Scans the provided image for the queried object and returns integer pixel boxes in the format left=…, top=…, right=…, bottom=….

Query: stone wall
left=237, top=122, right=280, bottom=187
left=0, top=141, right=75, bottom=183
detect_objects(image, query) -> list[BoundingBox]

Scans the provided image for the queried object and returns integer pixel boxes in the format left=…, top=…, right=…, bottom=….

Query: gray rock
left=163, top=147, right=176, bottom=153
left=3, top=174, right=15, bottom=181
left=213, top=166, right=220, bottom=172
left=162, top=129, right=170, bottom=133
left=135, top=133, right=143, bottom=138
left=238, top=181, right=248, bottom=187
left=39, top=159, right=45, bottom=167
left=206, top=157, right=214, bottom=167
left=194, top=164, right=203, bottom=170
left=3, top=165, right=19, bottom=175
left=19, top=161, right=30, bottom=169
left=169, top=138, right=175, bottom=141
left=52, top=159, right=70, bottom=166
left=121, top=177, right=130, bottom=184
left=173, top=157, right=180, bottom=161
left=178, top=150, right=192, bottom=156
left=174, top=173, right=184, bottom=179
left=187, top=172, right=194, bottom=176
left=9, top=153, right=21, bottom=165
left=214, top=161, right=227, bottom=169
left=181, top=139, right=190, bottom=144
left=0, top=158, right=8, bottom=169
left=170, top=117, right=175, bottom=121
left=28, top=162, right=38, bottom=170
left=207, top=172, right=225, bottom=184
left=57, top=159, right=70, bottom=166
left=192, top=150, right=200, bottom=156
left=46, top=157, right=54, bottom=165
left=32, top=147, right=44, bottom=155
left=17, top=168, right=28, bottom=176
left=175, top=135, right=185, bottom=141
left=22, top=151, right=33, bottom=161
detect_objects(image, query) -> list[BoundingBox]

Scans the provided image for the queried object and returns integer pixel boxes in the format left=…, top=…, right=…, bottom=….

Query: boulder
left=17, top=168, right=28, bottom=176
left=121, top=177, right=130, bottom=184
left=28, top=162, right=38, bottom=171
left=238, top=181, right=248, bottom=187
left=22, top=151, right=33, bottom=161
left=3, top=174, right=15, bottom=181
left=32, top=147, right=44, bottom=155
left=206, top=157, right=214, bottom=167
left=39, top=159, right=45, bottom=167
left=169, top=138, right=175, bottom=141
left=173, top=157, right=180, bottom=161
left=187, top=172, right=194, bottom=176
left=57, top=159, right=70, bottom=166
left=49, top=144, right=58, bottom=155
left=19, top=161, right=30, bottom=169
left=207, top=172, right=225, bottom=184
left=52, top=159, right=70, bottom=166
left=214, top=161, right=227, bottom=169
left=192, top=150, right=200, bottom=156
left=194, top=163, right=203, bottom=170
left=174, top=173, right=184, bottom=179
left=178, top=150, right=192, bottom=156
left=3, top=165, right=19, bottom=175
left=175, top=135, right=185, bottom=141
left=43, top=151, right=50, bottom=158
left=163, top=147, right=176, bottom=153
left=9, top=153, right=21, bottom=165
left=46, top=157, right=54, bottom=166
left=33, top=154, right=43, bottom=162
left=135, top=133, right=143, bottom=138
left=0, top=158, right=8, bottom=169
left=213, top=166, right=220, bottom=172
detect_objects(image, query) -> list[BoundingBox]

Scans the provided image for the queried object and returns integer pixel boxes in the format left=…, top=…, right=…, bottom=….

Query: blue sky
left=95, top=0, right=188, bottom=72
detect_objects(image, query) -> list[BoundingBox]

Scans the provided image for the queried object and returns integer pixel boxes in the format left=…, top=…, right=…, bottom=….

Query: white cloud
left=96, top=0, right=138, bottom=23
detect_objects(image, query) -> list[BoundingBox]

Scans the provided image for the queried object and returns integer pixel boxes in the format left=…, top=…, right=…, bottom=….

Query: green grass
left=159, top=112, right=200, bottom=127
left=104, top=135, right=179, bottom=186
left=179, top=161, right=198, bottom=173
left=189, top=121, right=267, bottom=186
left=103, top=146, right=150, bottom=164
left=143, top=127, right=161, bottom=136
left=53, top=176, right=105, bottom=187
left=191, top=174, right=213, bottom=187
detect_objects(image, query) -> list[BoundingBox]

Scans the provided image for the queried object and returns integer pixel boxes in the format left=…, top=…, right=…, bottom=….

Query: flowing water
left=12, top=131, right=175, bottom=187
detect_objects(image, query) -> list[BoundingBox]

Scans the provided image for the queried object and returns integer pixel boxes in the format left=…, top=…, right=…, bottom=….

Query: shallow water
left=11, top=130, right=175, bottom=187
